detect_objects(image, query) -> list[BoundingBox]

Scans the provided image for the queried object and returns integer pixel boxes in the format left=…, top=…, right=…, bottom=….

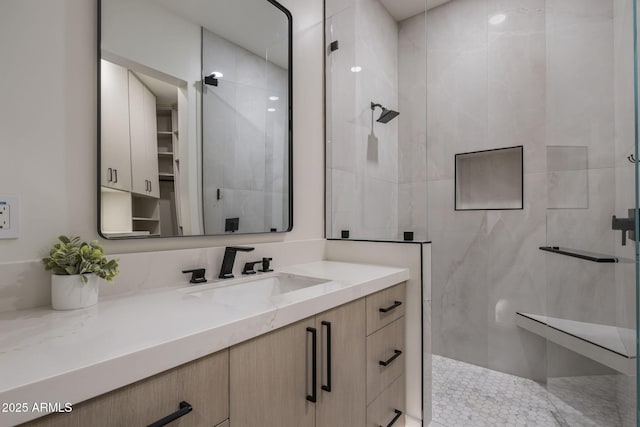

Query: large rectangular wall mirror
left=99, top=0, right=292, bottom=239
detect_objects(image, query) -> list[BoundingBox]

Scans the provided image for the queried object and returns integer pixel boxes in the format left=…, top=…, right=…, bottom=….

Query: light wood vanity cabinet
left=22, top=350, right=229, bottom=427
left=366, top=282, right=406, bottom=426
left=230, top=298, right=366, bottom=427
left=231, top=284, right=406, bottom=427
left=230, top=317, right=316, bottom=427
left=21, top=284, right=406, bottom=427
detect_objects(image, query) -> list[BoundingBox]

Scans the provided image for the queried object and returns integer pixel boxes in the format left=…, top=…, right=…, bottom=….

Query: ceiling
left=155, top=0, right=289, bottom=69
left=134, top=72, right=178, bottom=106
left=379, top=0, right=451, bottom=21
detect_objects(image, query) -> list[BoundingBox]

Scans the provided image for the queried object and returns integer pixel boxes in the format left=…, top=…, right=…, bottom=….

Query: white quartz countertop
left=0, top=261, right=408, bottom=426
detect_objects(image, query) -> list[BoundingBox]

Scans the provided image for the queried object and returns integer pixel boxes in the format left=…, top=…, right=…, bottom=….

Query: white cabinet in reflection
left=100, top=60, right=132, bottom=192
left=128, top=72, right=160, bottom=199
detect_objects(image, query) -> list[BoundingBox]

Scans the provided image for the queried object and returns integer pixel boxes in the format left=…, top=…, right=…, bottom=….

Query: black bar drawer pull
left=113, top=168, right=118, bottom=183
left=306, top=326, right=317, bottom=403
left=107, top=168, right=113, bottom=182
left=381, top=409, right=402, bottom=427
left=321, top=321, right=332, bottom=392
left=379, top=349, right=402, bottom=367
left=147, top=401, right=192, bottom=427
left=379, top=300, right=402, bottom=313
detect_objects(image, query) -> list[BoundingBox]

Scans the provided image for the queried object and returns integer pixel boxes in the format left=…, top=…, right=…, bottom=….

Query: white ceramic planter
left=51, top=274, right=99, bottom=310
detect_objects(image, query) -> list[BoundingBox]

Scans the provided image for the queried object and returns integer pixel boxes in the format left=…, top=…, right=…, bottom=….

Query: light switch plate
left=0, top=196, right=19, bottom=239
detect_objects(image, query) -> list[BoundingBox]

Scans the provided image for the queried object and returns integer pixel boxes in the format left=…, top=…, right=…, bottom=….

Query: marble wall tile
left=486, top=172, right=547, bottom=380
left=325, top=0, right=355, bottom=21
left=546, top=342, right=615, bottom=378
left=488, top=0, right=546, bottom=175
left=613, top=0, right=635, bottom=170
left=327, top=6, right=361, bottom=175
left=362, top=177, right=398, bottom=238
left=547, top=146, right=588, bottom=209
left=546, top=167, right=615, bottom=253
left=201, top=29, right=287, bottom=233
left=221, top=189, right=266, bottom=233
left=428, top=178, right=488, bottom=235
left=330, top=168, right=362, bottom=238
left=398, top=181, right=428, bottom=241
left=398, top=12, right=427, bottom=185
left=430, top=227, right=490, bottom=367
left=617, top=373, right=636, bottom=427
left=426, top=0, right=488, bottom=181
left=398, top=12, right=428, bottom=240
left=545, top=0, right=614, bottom=169
left=0, top=240, right=328, bottom=313
left=545, top=254, right=616, bottom=324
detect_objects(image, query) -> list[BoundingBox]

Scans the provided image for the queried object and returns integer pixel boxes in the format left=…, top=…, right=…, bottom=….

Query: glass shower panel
left=325, top=0, right=359, bottom=238
left=201, top=28, right=289, bottom=235
left=326, top=0, right=428, bottom=241
left=543, top=1, right=637, bottom=425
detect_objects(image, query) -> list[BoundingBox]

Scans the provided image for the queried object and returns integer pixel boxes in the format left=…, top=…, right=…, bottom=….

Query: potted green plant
left=42, top=236, right=119, bottom=310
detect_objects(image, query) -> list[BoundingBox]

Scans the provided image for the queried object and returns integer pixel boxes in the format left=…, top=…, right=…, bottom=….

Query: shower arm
left=370, top=103, right=382, bottom=131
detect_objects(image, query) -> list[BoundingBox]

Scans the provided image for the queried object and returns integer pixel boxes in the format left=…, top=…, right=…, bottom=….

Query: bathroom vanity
left=0, top=261, right=408, bottom=426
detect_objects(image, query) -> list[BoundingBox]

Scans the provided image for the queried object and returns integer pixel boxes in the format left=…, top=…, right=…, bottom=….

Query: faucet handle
left=242, top=261, right=262, bottom=275
left=182, top=268, right=207, bottom=284
left=259, top=257, right=273, bottom=273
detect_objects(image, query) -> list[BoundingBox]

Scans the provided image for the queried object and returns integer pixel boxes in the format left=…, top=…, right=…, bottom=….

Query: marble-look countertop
left=0, top=261, right=408, bottom=426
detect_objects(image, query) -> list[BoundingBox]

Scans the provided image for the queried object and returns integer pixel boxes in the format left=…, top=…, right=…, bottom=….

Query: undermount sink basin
left=182, top=273, right=329, bottom=300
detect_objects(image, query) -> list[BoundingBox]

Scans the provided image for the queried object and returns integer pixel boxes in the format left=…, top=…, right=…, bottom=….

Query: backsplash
left=0, top=239, right=325, bottom=313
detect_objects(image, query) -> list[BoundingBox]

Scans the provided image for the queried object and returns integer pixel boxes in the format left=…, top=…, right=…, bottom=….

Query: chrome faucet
left=219, top=246, right=255, bottom=279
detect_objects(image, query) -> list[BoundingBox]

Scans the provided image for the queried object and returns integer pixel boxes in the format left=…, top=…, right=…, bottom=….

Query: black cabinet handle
left=379, top=349, right=402, bottom=367
left=113, top=169, right=118, bottom=183
left=149, top=180, right=152, bottom=192
left=306, top=326, right=317, bottom=403
left=147, top=401, right=192, bottom=427
left=107, top=168, right=113, bottom=182
left=321, top=321, right=332, bottom=392
left=379, top=301, right=402, bottom=313
left=380, top=409, right=402, bottom=427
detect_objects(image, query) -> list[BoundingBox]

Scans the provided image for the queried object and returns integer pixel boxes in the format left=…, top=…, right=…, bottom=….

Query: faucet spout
left=219, top=246, right=255, bottom=279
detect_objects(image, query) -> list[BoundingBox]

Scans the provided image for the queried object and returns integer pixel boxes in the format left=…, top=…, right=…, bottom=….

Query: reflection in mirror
left=99, top=0, right=292, bottom=239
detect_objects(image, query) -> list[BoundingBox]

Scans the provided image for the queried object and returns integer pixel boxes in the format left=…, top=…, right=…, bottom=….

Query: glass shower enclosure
left=327, top=0, right=640, bottom=426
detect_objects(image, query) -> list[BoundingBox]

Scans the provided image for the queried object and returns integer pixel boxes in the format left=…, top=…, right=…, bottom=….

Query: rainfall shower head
left=371, top=102, right=400, bottom=123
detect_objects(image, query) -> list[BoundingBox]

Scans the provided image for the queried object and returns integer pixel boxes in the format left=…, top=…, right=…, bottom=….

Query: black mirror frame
left=96, top=0, right=293, bottom=239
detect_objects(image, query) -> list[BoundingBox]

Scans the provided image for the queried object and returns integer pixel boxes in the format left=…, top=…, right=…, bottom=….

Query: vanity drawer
left=366, top=317, right=405, bottom=404
left=366, top=282, right=405, bottom=335
left=367, top=375, right=405, bottom=427
left=22, top=349, right=229, bottom=427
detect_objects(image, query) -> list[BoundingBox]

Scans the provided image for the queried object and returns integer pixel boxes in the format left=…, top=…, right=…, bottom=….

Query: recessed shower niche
left=454, top=146, right=523, bottom=211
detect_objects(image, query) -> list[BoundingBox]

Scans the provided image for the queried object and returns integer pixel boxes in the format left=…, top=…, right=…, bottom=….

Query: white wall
left=0, top=0, right=323, bottom=263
